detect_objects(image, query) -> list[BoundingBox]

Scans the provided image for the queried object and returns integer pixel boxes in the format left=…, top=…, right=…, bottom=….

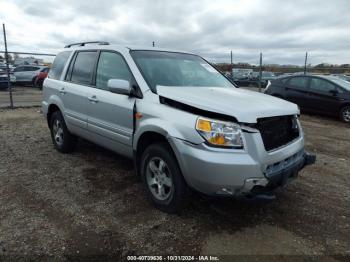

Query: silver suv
left=42, top=41, right=315, bottom=213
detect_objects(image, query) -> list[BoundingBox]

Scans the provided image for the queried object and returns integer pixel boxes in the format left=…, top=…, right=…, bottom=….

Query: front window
left=310, top=78, right=336, bottom=93
left=96, top=51, right=133, bottom=90
left=130, top=51, right=233, bottom=92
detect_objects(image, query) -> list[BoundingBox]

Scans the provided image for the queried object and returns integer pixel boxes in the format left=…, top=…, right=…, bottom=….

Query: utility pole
left=152, top=41, right=155, bottom=47
left=2, top=23, right=13, bottom=109
left=258, top=52, right=262, bottom=93
left=304, top=52, right=308, bottom=75
left=230, top=50, right=233, bottom=78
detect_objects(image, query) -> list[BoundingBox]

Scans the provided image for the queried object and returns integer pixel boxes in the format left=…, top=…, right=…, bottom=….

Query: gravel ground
left=0, top=108, right=349, bottom=261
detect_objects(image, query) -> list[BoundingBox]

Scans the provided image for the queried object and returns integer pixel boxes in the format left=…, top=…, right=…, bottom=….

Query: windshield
left=130, top=51, right=233, bottom=92
left=331, top=78, right=350, bottom=91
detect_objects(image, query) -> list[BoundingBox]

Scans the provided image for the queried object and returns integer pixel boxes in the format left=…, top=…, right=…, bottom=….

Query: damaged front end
left=240, top=151, right=316, bottom=199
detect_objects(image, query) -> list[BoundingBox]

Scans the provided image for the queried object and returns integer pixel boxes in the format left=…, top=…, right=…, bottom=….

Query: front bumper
left=169, top=134, right=315, bottom=197
left=240, top=151, right=316, bottom=195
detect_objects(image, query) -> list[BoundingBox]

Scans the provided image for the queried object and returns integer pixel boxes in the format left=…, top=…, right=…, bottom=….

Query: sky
left=0, top=0, right=349, bottom=65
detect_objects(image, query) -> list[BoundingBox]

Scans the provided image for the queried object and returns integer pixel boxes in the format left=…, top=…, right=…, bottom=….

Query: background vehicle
left=265, top=75, right=350, bottom=122
left=13, top=65, right=48, bottom=85
left=0, top=72, right=16, bottom=90
left=249, top=71, right=277, bottom=87
left=34, top=68, right=50, bottom=89
left=42, top=42, right=315, bottom=213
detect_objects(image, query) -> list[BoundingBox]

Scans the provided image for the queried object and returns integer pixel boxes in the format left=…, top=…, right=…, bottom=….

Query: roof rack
left=64, top=41, right=110, bottom=48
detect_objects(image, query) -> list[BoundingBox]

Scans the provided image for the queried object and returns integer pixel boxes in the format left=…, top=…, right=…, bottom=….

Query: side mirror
left=107, top=79, right=131, bottom=95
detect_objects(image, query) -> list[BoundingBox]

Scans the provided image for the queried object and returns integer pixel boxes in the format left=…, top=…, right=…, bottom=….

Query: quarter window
left=49, top=51, right=71, bottom=80
left=96, top=52, right=133, bottom=90
left=71, top=51, right=97, bottom=85
left=288, top=77, right=308, bottom=90
left=310, top=78, right=336, bottom=93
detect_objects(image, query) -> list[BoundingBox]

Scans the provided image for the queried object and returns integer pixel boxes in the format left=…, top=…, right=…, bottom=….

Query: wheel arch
left=134, top=131, right=175, bottom=176
left=47, top=103, right=62, bottom=127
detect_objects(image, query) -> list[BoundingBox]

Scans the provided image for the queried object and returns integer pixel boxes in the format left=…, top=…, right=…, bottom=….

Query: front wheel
left=340, top=106, right=350, bottom=123
left=140, top=143, right=189, bottom=213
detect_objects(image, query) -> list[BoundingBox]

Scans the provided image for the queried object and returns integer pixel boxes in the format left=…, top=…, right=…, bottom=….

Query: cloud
left=0, top=0, right=349, bottom=65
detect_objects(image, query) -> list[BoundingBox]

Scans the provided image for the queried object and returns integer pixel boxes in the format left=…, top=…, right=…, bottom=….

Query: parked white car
left=13, top=65, right=48, bottom=84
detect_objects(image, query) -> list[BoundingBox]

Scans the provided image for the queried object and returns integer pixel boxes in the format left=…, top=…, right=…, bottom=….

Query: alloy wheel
left=52, top=119, right=64, bottom=146
left=146, top=157, right=174, bottom=201
left=343, top=108, right=350, bottom=122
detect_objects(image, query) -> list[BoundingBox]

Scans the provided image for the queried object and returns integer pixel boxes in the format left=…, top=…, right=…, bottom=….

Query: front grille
left=256, top=115, right=299, bottom=151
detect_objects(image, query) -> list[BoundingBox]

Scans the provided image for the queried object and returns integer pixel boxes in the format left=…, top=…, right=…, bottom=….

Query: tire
left=32, top=77, right=38, bottom=88
left=49, top=111, right=77, bottom=153
left=140, top=143, right=189, bottom=213
left=340, top=105, right=350, bottom=123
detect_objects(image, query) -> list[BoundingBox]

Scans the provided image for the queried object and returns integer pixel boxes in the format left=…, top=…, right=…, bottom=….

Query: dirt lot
left=0, top=108, right=349, bottom=261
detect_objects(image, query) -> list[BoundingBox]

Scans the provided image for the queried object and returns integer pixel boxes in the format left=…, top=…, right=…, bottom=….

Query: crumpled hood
left=157, top=86, right=299, bottom=123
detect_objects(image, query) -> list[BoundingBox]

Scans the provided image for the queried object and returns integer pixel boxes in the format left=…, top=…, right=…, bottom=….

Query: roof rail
left=64, top=41, right=110, bottom=48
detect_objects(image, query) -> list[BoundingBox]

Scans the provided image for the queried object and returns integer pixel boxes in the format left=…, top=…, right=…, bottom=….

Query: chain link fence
left=1, top=24, right=55, bottom=109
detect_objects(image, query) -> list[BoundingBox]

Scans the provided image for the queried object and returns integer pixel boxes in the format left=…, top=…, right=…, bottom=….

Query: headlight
left=195, top=117, right=244, bottom=148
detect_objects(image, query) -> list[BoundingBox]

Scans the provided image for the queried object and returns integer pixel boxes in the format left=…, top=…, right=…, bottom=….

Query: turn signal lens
left=196, top=118, right=212, bottom=132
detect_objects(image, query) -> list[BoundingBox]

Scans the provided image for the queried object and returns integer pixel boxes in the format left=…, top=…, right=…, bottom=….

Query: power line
left=0, top=51, right=56, bottom=56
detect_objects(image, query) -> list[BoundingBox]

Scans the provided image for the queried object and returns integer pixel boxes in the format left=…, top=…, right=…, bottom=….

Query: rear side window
left=288, top=76, right=308, bottom=90
left=96, top=52, right=133, bottom=90
left=49, top=51, right=71, bottom=80
left=71, top=51, right=97, bottom=85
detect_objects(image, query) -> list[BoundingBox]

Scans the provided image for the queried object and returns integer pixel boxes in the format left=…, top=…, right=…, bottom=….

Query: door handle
left=88, top=95, right=99, bottom=103
left=59, top=88, right=66, bottom=95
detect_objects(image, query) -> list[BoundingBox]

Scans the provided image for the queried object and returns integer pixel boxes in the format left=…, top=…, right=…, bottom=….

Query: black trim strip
left=159, top=96, right=238, bottom=122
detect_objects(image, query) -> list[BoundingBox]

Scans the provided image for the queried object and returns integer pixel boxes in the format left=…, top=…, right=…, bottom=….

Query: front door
left=86, top=51, right=136, bottom=153
left=307, top=77, right=341, bottom=116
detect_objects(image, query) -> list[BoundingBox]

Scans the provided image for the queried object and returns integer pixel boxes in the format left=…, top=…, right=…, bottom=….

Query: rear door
left=285, top=76, right=310, bottom=109
left=64, top=50, right=98, bottom=130
left=307, top=77, right=341, bottom=115
left=86, top=51, right=136, bottom=151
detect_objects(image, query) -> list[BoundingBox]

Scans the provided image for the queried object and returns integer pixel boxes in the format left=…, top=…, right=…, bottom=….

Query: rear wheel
left=140, top=143, right=189, bottom=213
left=340, top=106, right=350, bottom=123
left=49, top=111, right=77, bottom=153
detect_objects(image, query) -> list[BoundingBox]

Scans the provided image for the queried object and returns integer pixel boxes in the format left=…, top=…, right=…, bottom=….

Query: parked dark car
left=264, top=75, right=350, bottom=122
left=0, top=71, right=16, bottom=91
